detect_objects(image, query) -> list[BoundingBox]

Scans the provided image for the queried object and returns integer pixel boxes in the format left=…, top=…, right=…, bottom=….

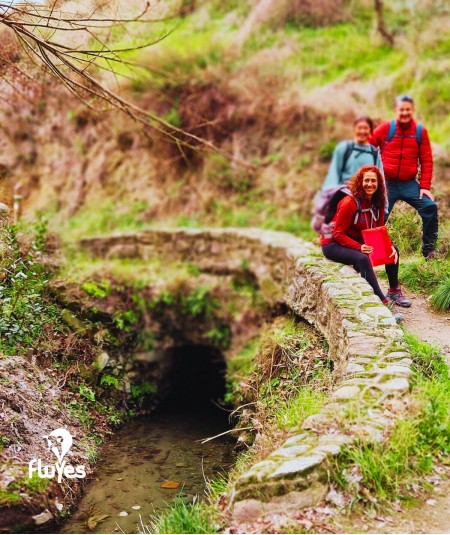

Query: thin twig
left=198, top=426, right=252, bottom=444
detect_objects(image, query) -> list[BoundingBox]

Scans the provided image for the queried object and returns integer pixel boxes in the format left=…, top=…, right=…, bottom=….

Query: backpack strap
left=353, top=196, right=362, bottom=224
left=353, top=196, right=379, bottom=228
left=416, top=123, right=423, bottom=146
left=386, top=119, right=396, bottom=144
left=369, top=144, right=378, bottom=165
left=340, top=141, right=355, bottom=177
left=385, top=119, right=423, bottom=148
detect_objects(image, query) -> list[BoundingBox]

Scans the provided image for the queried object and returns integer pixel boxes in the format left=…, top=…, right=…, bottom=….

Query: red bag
left=361, top=226, right=396, bottom=267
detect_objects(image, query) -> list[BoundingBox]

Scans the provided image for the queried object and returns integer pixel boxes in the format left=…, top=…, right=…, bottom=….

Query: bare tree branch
left=0, top=1, right=252, bottom=167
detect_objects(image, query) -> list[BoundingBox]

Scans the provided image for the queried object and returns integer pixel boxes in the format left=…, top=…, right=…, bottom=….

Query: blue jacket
left=322, top=141, right=384, bottom=189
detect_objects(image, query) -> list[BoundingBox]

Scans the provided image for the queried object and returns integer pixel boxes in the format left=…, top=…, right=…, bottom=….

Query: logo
left=29, top=428, right=86, bottom=483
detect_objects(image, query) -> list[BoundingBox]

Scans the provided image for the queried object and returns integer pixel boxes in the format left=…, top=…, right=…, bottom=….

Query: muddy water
left=61, top=402, right=235, bottom=534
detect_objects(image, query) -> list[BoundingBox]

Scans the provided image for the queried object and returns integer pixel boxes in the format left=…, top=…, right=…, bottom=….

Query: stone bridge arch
left=81, top=227, right=412, bottom=519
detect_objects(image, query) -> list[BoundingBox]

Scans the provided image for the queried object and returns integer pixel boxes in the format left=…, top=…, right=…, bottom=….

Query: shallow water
left=61, top=402, right=235, bottom=534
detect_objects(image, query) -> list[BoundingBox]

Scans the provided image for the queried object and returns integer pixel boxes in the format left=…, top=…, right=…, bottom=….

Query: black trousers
left=322, top=242, right=399, bottom=302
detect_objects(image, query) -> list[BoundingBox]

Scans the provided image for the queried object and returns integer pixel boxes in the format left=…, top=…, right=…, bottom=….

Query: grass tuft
left=145, top=499, right=219, bottom=534
left=431, top=277, right=450, bottom=312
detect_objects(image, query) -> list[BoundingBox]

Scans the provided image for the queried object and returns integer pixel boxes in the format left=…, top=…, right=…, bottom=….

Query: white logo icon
left=44, top=428, right=73, bottom=464
left=29, top=428, right=86, bottom=483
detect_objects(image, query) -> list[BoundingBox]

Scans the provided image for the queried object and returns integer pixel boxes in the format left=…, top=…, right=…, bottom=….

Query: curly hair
left=347, top=165, right=387, bottom=212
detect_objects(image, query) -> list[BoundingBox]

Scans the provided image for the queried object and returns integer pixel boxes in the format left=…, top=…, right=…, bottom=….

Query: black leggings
left=322, top=242, right=399, bottom=302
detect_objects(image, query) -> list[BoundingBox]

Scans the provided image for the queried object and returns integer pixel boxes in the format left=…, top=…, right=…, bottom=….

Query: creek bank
left=0, top=245, right=273, bottom=532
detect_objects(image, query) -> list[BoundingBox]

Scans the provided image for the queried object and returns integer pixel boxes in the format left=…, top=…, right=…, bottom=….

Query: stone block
left=333, top=385, right=361, bottom=400
left=270, top=444, right=311, bottom=460
left=379, top=378, right=410, bottom=393
left=282, top=433, right=310, bottom=447
left=268, top=455, right=325, bottom=479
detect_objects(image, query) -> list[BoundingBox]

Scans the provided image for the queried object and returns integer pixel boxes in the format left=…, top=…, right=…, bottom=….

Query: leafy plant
left=78, top=383, right=96, bottom=402
left=113, top=309, right=139, bottom=331
left=81, top=280, right=111, bottom=299
left=0, top=219, right=63, bottom=355
left=100, top=374, right=120, bottom=389
left=207, top=324, right=231, bottom=349
left=181, top=286, right=219, bottom=319
left=129, top=382, right=157, bottom=407
left=318, top=140, right=338, bottom=161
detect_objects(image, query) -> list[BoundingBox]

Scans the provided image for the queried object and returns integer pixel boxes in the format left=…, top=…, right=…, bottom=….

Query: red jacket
left=321, top=196, right=384, bottom=250
left=369, top=119, right=433, bottom=190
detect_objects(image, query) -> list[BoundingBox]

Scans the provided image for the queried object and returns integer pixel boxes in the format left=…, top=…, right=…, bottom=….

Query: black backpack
left=341, top=141, right=378, bottom=176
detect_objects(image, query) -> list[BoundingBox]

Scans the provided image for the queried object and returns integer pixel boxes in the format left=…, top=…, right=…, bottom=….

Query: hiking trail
left=353, top=288, right=450, bottom=534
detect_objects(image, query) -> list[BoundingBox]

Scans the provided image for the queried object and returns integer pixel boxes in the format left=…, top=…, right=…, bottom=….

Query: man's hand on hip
left=420, top=188, right=434, bottom=201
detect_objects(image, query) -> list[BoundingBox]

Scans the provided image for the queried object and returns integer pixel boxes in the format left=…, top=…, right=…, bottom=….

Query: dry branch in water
left=0, top=0, right=243, bottom=162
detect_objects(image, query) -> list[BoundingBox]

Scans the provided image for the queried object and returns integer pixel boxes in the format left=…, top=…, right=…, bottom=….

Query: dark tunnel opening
left=164, top=344, right=228, bottom=409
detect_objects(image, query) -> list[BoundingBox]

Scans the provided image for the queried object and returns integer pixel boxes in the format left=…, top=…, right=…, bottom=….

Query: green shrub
left=78, top=384, right=96, bottom=402
left=100, top=374, right=120, bottom=389
left=206, top=324, right=231, bottom=349
left=318, top=140, right=338, bottom=161
left=387, top=206, right=422, bottom=255
left=0, top=220, right=64, bottom=355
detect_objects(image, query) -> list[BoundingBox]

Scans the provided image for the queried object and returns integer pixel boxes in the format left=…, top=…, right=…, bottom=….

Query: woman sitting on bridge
left=321, top=165, right=411, bottom=308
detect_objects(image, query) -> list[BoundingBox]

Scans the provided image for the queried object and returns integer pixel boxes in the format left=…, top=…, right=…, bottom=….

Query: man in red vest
left=370, top=95, right=439, bottom=262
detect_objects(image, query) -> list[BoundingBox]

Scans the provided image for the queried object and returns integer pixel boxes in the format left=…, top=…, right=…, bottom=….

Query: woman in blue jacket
left=322, top=116, right=384, bottom=189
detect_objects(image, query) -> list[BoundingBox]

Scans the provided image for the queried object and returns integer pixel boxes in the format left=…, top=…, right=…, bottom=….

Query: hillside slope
left=0, top=0, right=448, bottom=243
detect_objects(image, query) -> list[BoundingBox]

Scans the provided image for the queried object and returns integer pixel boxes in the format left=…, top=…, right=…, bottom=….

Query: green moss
left=0, top=489, right=22, bottom=506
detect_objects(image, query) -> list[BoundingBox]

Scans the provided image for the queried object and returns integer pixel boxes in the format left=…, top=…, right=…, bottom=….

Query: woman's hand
left=389, top=245, right=399, bottom=264
left=361, top=244, right=374, bottom=254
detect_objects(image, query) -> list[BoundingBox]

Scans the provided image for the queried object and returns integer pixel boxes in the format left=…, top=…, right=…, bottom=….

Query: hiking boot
left=425, top=250, right=440, bottom=262
left=387, top=287, right=412, bottom=308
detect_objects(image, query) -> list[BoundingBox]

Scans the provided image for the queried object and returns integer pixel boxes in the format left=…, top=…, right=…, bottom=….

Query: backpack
left=383, top=119, right=423, bottom=151
left=341, top=141, right=378, bottom=176
left=311, top=185, right=380, bottom=238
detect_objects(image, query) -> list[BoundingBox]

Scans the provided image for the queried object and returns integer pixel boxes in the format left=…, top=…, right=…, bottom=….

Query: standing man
left=370, top=94, right=439, bottom=261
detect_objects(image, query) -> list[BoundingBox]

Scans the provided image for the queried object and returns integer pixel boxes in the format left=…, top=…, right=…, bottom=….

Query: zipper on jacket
left=396, top=132, right=404, bottom=180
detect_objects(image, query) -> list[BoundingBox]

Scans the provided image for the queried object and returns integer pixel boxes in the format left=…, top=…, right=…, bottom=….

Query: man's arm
left=418, top=126, right=433, bottom=198
left=369, top=122, right=388, bottom=149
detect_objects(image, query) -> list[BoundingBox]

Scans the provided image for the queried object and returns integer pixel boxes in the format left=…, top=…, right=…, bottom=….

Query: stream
left=61, top=346, right=236, bottom=534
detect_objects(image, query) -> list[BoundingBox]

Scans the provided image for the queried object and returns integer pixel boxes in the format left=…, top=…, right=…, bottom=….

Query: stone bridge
left=81, top=227, right=412, bottom=519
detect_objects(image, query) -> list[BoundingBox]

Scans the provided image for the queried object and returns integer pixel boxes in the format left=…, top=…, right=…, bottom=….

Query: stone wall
left=81, top=228, right=413, bottom=519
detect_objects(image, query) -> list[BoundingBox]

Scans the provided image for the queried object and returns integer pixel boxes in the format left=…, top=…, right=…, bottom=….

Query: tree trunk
left=374, top=0, right=395, bottom=46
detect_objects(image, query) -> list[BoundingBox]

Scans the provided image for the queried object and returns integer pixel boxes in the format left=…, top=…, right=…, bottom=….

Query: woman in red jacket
left=321, top=165, right=411, bottom=307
